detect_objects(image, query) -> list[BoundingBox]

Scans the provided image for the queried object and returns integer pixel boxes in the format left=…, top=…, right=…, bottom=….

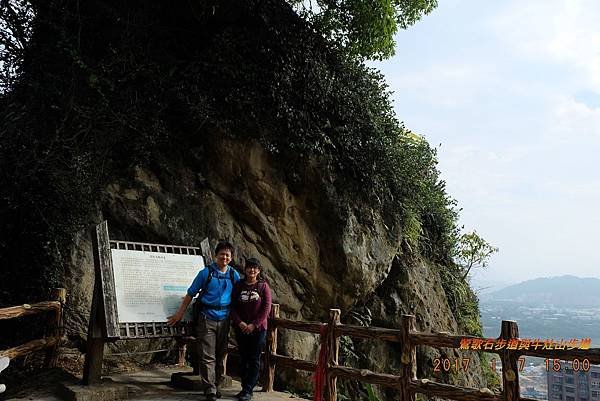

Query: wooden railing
left=263, top=303, right=600, bottom=401
left=0, top=288, right=66, bottom=368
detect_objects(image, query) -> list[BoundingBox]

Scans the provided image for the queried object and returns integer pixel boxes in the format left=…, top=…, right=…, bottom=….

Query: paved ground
left=4, top=367, right=307, bottom=401
left=110, top=367, right=306, bottom=401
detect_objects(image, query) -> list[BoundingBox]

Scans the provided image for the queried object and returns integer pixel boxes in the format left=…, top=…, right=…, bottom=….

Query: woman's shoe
left=239, top=392, right=253, bottom=401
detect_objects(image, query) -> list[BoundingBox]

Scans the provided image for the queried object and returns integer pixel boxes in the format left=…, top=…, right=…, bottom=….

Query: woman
left=231, top=257, right=272, bottom=401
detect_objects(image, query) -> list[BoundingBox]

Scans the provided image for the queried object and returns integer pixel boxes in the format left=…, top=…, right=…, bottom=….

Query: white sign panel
left=111, top=249, right=204, bottom=322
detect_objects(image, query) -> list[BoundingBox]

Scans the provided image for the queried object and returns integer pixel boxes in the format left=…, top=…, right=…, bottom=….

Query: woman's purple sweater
left=231, top=280, right=272, bottom=331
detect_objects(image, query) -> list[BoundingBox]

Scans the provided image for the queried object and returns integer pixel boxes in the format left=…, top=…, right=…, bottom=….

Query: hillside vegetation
left=1, top=0, right=459, bottom=306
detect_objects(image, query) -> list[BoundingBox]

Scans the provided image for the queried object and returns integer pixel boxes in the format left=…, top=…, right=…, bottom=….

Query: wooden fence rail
left=0, top=288, right=66, bottom=368
left=262, top=303, right=600, bottom=401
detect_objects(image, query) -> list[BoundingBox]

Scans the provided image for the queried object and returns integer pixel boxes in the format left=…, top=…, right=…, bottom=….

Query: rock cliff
left=63, top=135, right=486, bottom=394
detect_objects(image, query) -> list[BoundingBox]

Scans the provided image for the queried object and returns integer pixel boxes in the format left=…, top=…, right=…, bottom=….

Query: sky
left=371, top=0, right=600, bottom=287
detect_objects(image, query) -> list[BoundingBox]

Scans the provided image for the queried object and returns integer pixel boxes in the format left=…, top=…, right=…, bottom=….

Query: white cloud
left=493, top=0, right=600, bottom=91
left=382, top=63, right=496, bottom=108
left=547, top=96, right=600, bottom=141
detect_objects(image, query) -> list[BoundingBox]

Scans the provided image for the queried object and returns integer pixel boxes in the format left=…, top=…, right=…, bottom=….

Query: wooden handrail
left=409, top=379, right=501, bottom=401
left=0, top=337, right=60, bottom=360
left=411, top=332, right=486, bottom=349
left=272, top=317, right=326, bottom=334
left=272, top=354, right=317, bottom=371
left=517, top=347, right=600, bottom=363
left=329, top=365, right=402, bottom=388
left=263, top=303, right=600, bottom=401
left=0, top=301, right=61, bottom=320
left=336, top=324, right=401, bottom=342
left=0, top=288, right=66, bottom=368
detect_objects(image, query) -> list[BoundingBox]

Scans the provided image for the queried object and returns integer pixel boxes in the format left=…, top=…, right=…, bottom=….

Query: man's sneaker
left=216, top=391, right=222, bottom=399
left=206, top=394, right=217, bottom=401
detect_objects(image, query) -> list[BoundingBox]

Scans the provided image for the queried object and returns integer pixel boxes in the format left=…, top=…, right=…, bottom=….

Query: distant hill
left=480, top=275, right=600, bottom=307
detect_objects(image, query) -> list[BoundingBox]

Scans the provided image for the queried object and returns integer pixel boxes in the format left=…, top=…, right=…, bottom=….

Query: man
left=168, top=241, right=240, bottom=401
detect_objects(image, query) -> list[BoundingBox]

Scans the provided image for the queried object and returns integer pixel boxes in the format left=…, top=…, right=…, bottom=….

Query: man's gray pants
left=196, top=313, right=230, bottom=395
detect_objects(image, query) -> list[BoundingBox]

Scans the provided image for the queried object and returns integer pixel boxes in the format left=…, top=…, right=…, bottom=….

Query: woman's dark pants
left=235, top=328, right=267, bottom=394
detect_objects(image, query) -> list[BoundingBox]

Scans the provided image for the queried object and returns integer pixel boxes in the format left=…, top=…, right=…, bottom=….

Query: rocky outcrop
left=63, top=134, right=484, bottom=392
left=356, top=252, right=486, bottom=392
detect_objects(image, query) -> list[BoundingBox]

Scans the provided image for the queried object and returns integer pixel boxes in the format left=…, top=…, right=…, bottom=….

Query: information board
left=111, top=249, right=204, bottom=322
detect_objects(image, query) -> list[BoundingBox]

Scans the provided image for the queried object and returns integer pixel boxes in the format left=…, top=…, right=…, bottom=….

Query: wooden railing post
left=400, top=315, right=416, bottom=401
left=265, top=303, right=280, bottom=392
left=175, top=338, right=187, bottom=367
left=44, top=288, right=66, bottom=368
left=500, top=320, right=520, bottom=401
left=200, top=238, right=213, bottom=264
left=82, top=283, right=104, bottom=385
left=325, top=309, right=341, bottom=401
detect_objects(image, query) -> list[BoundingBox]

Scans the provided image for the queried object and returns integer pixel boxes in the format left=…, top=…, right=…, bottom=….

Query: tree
left=453, top=230, right=498, bottom=281
left=289, top=0, right=438, bottom=60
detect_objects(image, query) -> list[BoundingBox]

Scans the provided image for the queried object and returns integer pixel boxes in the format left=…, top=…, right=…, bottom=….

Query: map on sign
left=111, top=249, right=204, bottom=322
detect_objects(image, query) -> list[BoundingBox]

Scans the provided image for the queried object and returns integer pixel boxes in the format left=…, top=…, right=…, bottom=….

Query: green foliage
left=439, top=264, right=483, bottom=337
left=290, top=0, right=438, bottom=60
left=366, top=384, right=382, bottom=401
left=438, top=230, right=497, bottom=337
left=401, top=208, right=423, bottom=249
left=0, top=0, right=459, bottom=308
left=454, top=230, right=499, bottom=281
left=480, top=353, right=501, bottom=390
left=339, top=307, right=371, bottom=366
left=339, top=306, right=385, bottom=401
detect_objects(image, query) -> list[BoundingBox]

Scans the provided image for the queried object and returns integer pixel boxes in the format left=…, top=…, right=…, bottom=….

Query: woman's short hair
left=245, top=257, right=268, bottom=282
left=245, top=257, right=261, bottom=268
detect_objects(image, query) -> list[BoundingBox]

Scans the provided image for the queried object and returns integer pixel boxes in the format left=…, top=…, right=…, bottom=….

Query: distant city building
left=548, top=360, right=600, bottom=401
left=522, top=385, right=546, bottom=399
